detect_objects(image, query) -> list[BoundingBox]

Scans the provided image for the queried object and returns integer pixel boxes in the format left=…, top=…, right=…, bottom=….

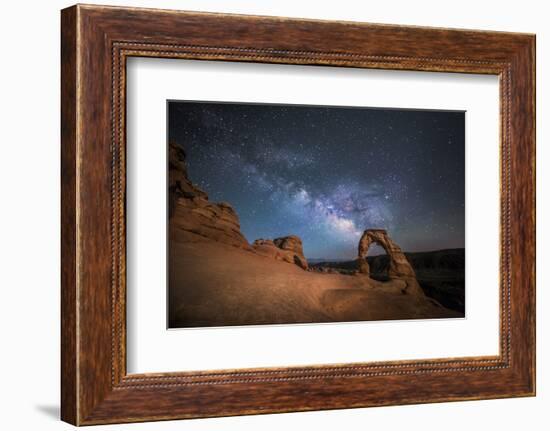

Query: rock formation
left=169, top=142, right=250, bottom=249
left=357, top=229, right=416, bottom=278
left=169, top=141, right=425, bottom=281
left=252, top=235, right=308, bottom=270
left=357, top=229, right=424, bottom=296
left=169, top=141, right=308, bottom=271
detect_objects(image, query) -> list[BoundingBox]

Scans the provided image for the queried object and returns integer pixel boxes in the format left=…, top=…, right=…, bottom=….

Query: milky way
left=168, top=101, right=465, bottom=259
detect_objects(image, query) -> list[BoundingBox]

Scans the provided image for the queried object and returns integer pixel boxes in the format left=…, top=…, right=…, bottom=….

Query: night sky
left=168, top=101, right=465, bottom=260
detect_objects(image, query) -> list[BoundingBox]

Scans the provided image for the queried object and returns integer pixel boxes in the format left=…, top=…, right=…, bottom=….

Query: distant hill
left=308, top=258, right=352, bottom=264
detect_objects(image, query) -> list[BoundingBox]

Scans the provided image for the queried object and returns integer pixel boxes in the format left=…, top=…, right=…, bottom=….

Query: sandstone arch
left=357, top=229, right=416, bottom=278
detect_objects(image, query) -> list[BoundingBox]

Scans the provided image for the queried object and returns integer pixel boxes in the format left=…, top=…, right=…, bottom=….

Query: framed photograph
left=61, top=4, right=535, bottom=425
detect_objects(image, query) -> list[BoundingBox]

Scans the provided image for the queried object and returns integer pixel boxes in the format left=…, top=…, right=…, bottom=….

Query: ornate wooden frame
left=61, top=4, right=536, bottom=425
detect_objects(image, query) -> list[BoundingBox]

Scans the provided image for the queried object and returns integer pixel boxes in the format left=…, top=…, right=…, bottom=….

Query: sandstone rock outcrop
left=357, top=229, right=416, bottom=278
left=252, top=235, right=308, bottom=270
left=169, top=142, right=250, bottom=249
left=357, top=229, right=424, bottom=296
left=169, top=142, right=309, bottom=268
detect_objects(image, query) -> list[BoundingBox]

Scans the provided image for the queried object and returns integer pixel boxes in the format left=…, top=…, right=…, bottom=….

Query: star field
left=168, top=101, right=465, bottom=259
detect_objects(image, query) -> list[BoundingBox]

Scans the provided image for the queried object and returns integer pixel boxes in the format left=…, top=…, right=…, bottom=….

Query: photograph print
left=168, top=101, right=465, bottom=328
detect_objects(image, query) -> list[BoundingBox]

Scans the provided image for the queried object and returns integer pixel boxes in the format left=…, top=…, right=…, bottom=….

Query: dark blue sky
left=168, top=101, right=465, bottom=259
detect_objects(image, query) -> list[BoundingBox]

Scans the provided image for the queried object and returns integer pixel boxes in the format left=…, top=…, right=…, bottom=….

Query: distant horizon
left=306, top=246, right=465, bottom=262
left=169, top=101, right=465, bottom=259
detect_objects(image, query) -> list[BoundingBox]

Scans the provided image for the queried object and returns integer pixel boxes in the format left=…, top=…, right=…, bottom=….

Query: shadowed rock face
left=168, top=142, right=207, bottom=214
left=253, top=235, right=308, bottom=270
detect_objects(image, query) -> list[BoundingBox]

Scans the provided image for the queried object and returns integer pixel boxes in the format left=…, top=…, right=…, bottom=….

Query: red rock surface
left=168, top=142, right=250, bottom=249
left=252, top=235, right=308, bottom=270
